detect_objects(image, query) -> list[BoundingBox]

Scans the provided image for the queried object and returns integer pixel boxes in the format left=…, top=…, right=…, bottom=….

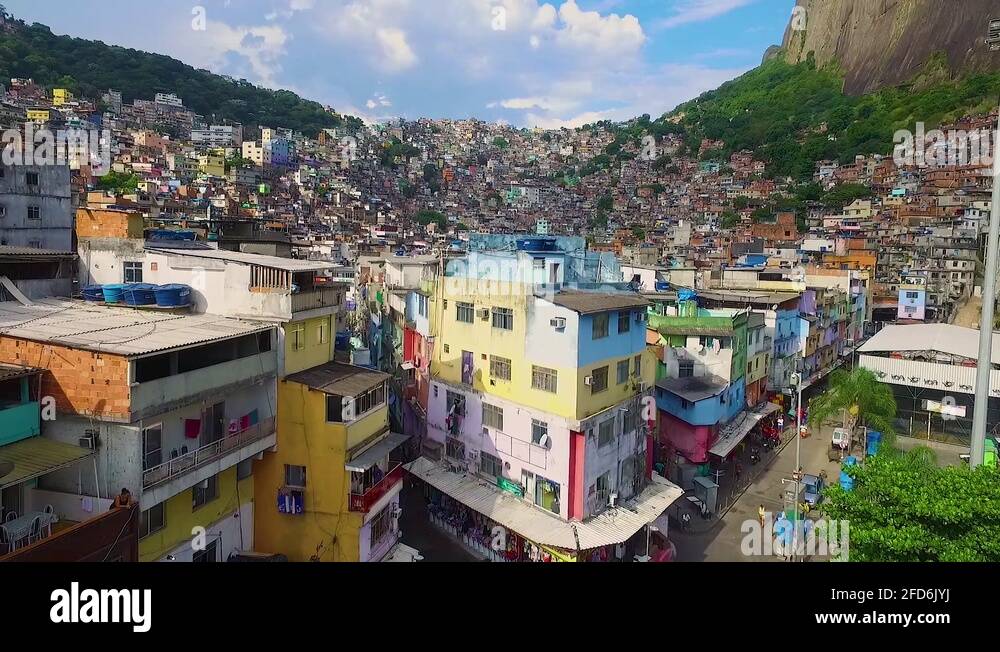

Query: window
left=618, top=311, right=630, bottom=333
left=534, top=476, right=560, bottom=514
left=369, top=502, right=394, bottom=550
left=623, top=406, right=641, bottom=434
left=446, top=390, right=466, bottom=416
left=192, top=474, right=219, bottom=509
left=28, top=240, right=41, bottom=249
left=192, top=539, right=218, bottom=563
left=26, top=172, right=38, bottom=186
left=531, top=419, right=548, bottom=445
left=456, top=302, right=474, bottom=323
left=904, top=305, right=917, bottom=314
left=480, top=451, right=503, bottom=478
left=446, top=436, right=465, bottom=460
left=124, top=261, right=143, bottom=283
left=326, top=395, right=344, bottom=423
left=353, top=383, right=386, bottom=417
left=679, top=360, right=694, bottom=378
left=633, top=355, right=642, bottom=378
left=595, top=472, right=611, bottom=504
left=237, top=458, right=253, bottom=480
left=285, top=465, right=307, bottom=487
left=482, top=403, right=504, bottom=431
left=290, top=326, right=305, bottom=351
left=142, top=425, right=162, bottom=471
left=27, top=206, right=40, bottom=220
left=906, top=291, right=919, bottom=299
left=591, top=366, right=608, bottom=393
left=492, top=307, right=513, bottom=330
left=592, top=313, right=609, bottom=339
left=417, top=294, right=428, bottom=318
left=531, top=365, right=558, bottom=393
left=533, top=257, right=545, bottom=269
left=139, top=503, right=165, bottom=539
left=617, top=359, right=630, bottom=384
left=317, top=320, right=329, bottom=345
left=0, top=206, right=5, bottom=218
left=489, top=355, right=511, bottom=381
left=598, top=419, right=615, bottom=448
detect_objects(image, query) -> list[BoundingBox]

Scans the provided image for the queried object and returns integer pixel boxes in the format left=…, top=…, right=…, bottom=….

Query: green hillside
left=0, top=14, right=360, bottom=136
left=667, top=53, right=1000, bottom=180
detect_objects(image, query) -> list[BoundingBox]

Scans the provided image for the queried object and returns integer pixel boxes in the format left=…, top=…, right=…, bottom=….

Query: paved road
left=673, top=422, right=849, bottom=562
left=398, top=479, right=478, bottom=562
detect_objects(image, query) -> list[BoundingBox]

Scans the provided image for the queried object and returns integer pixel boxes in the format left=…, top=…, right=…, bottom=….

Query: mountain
left=0, top=13, right=360, bottom=135
left=783, top=0, right=1000, bottom=95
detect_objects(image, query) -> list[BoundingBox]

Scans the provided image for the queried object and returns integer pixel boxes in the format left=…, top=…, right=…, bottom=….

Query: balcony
left=349, top=462, right=404, bottom=512
left=142, top=417, right=276, bottom=490
left=0, top=401, right=40, bottom=447
left=291, top=287, right=342, bottom=315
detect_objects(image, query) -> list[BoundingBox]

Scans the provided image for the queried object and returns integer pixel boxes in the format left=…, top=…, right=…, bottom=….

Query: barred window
left=531, top=365, right=558, bottom=393
left=354, top=382, right=386, bottom=417
left=634, top=355, right=642, bottom=377
left=480, top=451, right=503, bottom=478
left=591, top=366, right=609, bottom=393
left=492, top=307, right=513, bottom=330
left=623, top=407, right=641, bottom=434
left=592, top=313, right=609, bottom=339
left=446, top=436, right=465, bottom=460
left=617, top=359, right=630, bottom=384
left=482, top=403, right=504, bottom=431
left=618, top=310, right=630, bottom=333
left=490, top=355, right=512, bottom=381
left=531, top=419, right=548, bottom=445
left=446, top=390, right=466, bottom=416
left=598, top=419, right=615, bottom=448
left=456, top=301, right=474, bottom=323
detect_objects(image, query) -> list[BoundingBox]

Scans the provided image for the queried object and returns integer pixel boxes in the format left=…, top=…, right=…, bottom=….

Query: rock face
left=782, top=0, right=1000, bottom=94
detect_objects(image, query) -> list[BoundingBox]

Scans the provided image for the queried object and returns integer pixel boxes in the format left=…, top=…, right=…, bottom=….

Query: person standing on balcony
left=110, top=488, right=135, bottom=509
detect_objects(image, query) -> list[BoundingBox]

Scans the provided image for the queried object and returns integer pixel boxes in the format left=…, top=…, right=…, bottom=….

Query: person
left=681, top=511, right=691, bottom=531
left=735, top=461, right=743, bottom=484
left=110, top=488, right=134, bottom=509
left=758, top=504, right=766, bottom=528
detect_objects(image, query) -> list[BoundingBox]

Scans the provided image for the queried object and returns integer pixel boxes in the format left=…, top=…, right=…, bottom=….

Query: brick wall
left=76, top=207, right=144, bottom=239
left=0, top=337, right=131, bottom=419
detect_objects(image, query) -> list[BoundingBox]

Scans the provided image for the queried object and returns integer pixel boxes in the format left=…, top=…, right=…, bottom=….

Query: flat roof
left=695, top=288, right=801, bottom=305
left=0, top=299, right=273, bottom=358
left=286, top=361, right=389, bottom=397
left=0, top=363, right=41, bottom=383
left=551, top=290, right=649, bottom=315
left=146, top=246, right=338, bottom=272
left=0, top=436, right=95, bottom=490
left=859, top=323, right=1000, bottom=363
left=655, top=374, right=729, bottom=402
left=0, top=245, right=75, bottom=258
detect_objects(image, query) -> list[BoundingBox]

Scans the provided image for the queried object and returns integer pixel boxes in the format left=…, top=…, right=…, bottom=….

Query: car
left=801, top=474, right=824, bottom=507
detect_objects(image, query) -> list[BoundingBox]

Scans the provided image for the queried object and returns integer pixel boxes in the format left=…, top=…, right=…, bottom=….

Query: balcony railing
left=292, top=287, right=341, bottom=313
left=349, top=462, right=404, bottom=512
left=142, top=417, right=275, bottom=489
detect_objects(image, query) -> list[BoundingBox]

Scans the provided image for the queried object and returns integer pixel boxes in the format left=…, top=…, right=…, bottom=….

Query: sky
left=3, top=0, right=796, bottom=127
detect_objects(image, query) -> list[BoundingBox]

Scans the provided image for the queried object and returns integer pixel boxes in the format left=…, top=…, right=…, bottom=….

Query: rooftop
left=859, top=323, right=1000, bottom=364
left=551, top=290, right=648, bottom=315
left=0, top=299, right=273, bottom=358
left=146, top=246, right=339, bottom=273
left=655, top=374, right=729, bottom=402
left=0, top=363, right=41, bottom=383
left=0, top=246, right=75, bottom=258
left=286, top=361, right=390, bottom=397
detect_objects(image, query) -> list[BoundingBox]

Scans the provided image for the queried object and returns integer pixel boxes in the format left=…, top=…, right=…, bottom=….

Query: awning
left=382, top=542, right=423, bottom=562
left=0, top=436, right=95, bottom=489
left=346, top=432, right=410, bottom=472
left=710, top=402, right=781, bottom=458
left=405, top=457, right=683, bottom=551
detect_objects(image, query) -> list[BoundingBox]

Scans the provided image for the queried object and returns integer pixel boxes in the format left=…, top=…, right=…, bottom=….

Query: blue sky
left=4, top=0, right=795, bottom=127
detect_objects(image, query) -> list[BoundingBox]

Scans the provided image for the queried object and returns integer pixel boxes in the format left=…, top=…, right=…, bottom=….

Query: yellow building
left=198, top=153, right=226, bottom=177
left=53, top=88, right=73, bottom=106
left=282, top=315, right=336, bottom=376
left=26, top=109, right=49, bottom=123
left=253, top=362, right=409, bottom=562
left=139, top=464, right=254, bottom=562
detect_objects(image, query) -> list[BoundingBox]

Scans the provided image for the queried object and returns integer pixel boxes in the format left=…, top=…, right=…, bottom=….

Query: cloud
left=554, top=0, right=645, bottom=55
left=657, top=0, right=754, bottom=29
left=178, top=20, right=289, bottom=86
left=375, top=27, right=418, bottom=71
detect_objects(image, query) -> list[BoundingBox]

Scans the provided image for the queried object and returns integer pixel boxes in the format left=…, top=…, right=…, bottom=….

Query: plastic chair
left=43, top=504, right=54, bottom=515
left=3, top=511, right=15, bottom=523
left=26, top=516, right=42, bottom=544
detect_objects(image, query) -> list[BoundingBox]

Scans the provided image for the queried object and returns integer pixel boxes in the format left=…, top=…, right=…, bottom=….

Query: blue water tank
left=123, top=283, right=157, bottom=306
left=102, top=284, right=126, bottom=304
left=516, top=237, right=557, bottom=252
left=82, top=285, right=105, bottom=302
left=654, top=281, right=670, bottom=292
left=866, top=431, right=883, bottom=457
left=153, top=284, right=192, bottom=307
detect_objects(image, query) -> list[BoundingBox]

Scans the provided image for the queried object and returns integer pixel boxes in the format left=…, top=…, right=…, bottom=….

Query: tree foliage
left=808, top=367, right=897, bottom=439
left=823, top=450, right=1000, bottom=561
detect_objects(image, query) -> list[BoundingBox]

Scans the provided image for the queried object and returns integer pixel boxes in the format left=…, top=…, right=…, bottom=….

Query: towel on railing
left=184, top=419, right=201, bottom=439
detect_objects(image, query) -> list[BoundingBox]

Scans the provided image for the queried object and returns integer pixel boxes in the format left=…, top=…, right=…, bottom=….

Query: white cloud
left=555, top=0, right=645, bottom=55
left=177, top=20, right=289, bottom=86
left=657, top=0, right=754, bottom=29
left=375, top=27, right=418, bottom=71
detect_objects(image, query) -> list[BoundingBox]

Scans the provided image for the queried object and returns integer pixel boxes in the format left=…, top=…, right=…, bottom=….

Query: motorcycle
left=749, top=448, right=761, bottom=465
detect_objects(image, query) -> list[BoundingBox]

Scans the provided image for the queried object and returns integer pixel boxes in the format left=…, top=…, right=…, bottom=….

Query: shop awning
left=0, top=436, right=95, bottom=490
left=709, top=402, right=781, bottom=458
left=346, top=432, right=410, bottom=472
left=405, top=457, right=683, bottom=551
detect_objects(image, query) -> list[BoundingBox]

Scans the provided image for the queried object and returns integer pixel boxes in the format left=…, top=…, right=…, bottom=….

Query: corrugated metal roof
left=710, top=402, right=780, bottom=458
left=146, top=247, right=338, bottom=272
left=405, top=457, right=682, bottom=550
left=346, top=432, right=410, bottom=472
left=655, top=374, right=729, bottom=402
left=286, top=361, right=389, bottom=396
left=0, top=362, right=40, bottom=382
left=551, top=290, right=649, bottom=315
left=0, top=436, right=95, bottom=490
left=0, top=299, right=273, bottom=357
left=0, top=245, right=75, bottom=257
left=859, top=323, right=1000, bottom=363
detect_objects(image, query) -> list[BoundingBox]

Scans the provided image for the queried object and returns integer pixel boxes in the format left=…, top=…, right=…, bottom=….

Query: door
left=461, top=351, right=473, bottom=386
left=1, top=485, right=22, bottom=520
left=142, top=425, right=162, bottom=471
left=203, top=402, right=225, bottom=445
left=550, top=262, right=561, bottom=285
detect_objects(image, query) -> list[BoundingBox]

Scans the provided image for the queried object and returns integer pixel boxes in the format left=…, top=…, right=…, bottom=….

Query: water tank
left=153, top=284, right=192, bottom=308
left=122, top=283, right=157, bottom=306
left=102, top=284, right=126, bottom=304
left=82, top=285, right=105, bottom=302
left=654, top=281, right=670, bottom=292
left=515, top=237, right=557, bottom=252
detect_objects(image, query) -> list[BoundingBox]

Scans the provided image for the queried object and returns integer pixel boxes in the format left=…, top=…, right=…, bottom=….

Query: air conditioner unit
left=584, top=375, right=594, bottom=386
left=478, top=308, right=490, bottom=320
left=550, top=317, right=566, bottom=329
left=608, top=492, right=618, bottom=508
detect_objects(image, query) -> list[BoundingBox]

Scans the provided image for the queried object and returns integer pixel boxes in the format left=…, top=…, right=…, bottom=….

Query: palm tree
left=808, top=367, right=897, bottom=441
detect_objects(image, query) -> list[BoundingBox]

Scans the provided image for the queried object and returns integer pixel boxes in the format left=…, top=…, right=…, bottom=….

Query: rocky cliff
left=782, top=0, right=1000, bottom=94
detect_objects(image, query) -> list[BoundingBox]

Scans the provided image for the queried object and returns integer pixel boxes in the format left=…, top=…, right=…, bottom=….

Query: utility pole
left=971, top=18, right=1000, bottom=468
left=790, top=362, right=803, bottom=561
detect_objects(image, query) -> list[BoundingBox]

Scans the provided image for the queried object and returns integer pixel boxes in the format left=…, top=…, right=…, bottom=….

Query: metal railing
left=291, top=287, right=341, bottom=313
left=348, top=462, right=404, bottom=512
left=142, top=417, right=275, bottom=489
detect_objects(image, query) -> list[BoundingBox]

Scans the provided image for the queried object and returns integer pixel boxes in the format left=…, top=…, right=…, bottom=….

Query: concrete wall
left=0, top=164, right=72, bottom=250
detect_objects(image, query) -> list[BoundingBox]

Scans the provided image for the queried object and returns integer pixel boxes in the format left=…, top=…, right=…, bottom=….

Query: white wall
left=154, top=501, right=253, bottom=562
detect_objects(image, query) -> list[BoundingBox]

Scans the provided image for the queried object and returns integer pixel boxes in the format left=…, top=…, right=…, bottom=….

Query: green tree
left=822, top=450, right=1000, bottom=561
left=722, top=210, right=740, bottom=229
left=492, top=137, right=509, bottom=149
left=95, top=170, right=139, bottom=193
left=808, top=367, right=897, bottom=439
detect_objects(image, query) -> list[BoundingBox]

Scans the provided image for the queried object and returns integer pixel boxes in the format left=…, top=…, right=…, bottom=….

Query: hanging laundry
left=184, top=419, right=201, bottom=439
